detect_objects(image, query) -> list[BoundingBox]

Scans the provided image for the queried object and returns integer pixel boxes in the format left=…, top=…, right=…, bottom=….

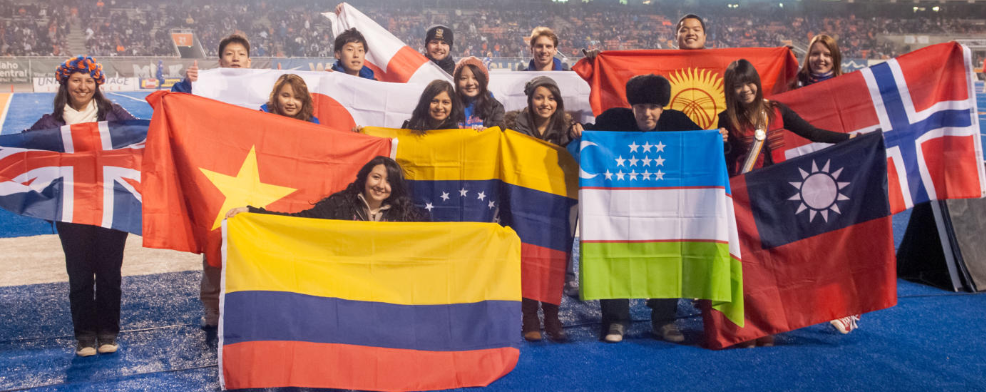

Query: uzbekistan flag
left=0, top=121, right=146, bottom=234
left=220, top=213, right=521, bottom=391
left=578, top=129, right=743, bottom=325
left=324, top=3, right=451, bottom=83
left=773, top=42, right=985, bottom=213
left=704, top=132, right=895, bottom=349
left=142, top=91, right=392, bottom=265
left=573, top=48, right=798, bottom=129
left=362, top=127, right=578, bottom=305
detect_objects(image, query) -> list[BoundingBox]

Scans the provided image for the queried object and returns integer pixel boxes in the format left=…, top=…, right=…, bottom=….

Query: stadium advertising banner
left=0, top=60, right=30, bottom=84
left=32, top=75, right=141, bottom=92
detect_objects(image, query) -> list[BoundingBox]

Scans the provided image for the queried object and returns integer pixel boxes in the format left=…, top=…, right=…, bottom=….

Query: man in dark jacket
left=525, top=26, right=569, bottom=71
left=172, top=34, right=252, bottom=93
left=424, top=25, right=454, bottom=75
left=586, top=74, right=702, bottom=345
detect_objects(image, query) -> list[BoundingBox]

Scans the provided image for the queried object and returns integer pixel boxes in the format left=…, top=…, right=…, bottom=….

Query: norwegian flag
left=0, top=121, right=147, bottom=234
left=773, top=42, right=985, bottom=213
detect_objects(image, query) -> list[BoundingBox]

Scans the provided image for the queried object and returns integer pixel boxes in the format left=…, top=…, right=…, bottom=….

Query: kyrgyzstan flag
left=141, top=91, right=393, bottom=265
left=772, top=42, right=986, bottom=213
left=193, top=69, right=428, bottom=130
left=572, top=48, right=798, bottom=130
left=324, top=3, right=451, bottom=83
left=703, top=132, right=896, bottom=349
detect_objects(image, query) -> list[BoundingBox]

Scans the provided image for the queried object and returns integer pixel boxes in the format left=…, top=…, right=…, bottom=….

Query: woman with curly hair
left=226, top=156, right=428, bottom=222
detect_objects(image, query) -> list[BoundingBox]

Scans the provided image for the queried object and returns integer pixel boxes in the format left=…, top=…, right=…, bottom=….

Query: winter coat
left=503, top=107, right=574, bottom=147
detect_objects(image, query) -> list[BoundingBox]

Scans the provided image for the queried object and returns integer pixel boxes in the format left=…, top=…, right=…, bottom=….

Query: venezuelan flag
left=363, top=127, right=578, bottom=305
left=220, top=213, right=522, bottom=391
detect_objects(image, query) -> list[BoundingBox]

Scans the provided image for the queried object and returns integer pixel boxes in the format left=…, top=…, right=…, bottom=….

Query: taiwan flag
left=141, top=91, right=393, bottom=265
left=773, top=42, right=985, bottom=213
left=703, top=132, right=896, bottom=349
left=572, top=48, right=799, bottom=129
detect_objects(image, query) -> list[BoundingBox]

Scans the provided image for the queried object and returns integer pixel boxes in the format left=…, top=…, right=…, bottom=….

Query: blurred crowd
left=1, top=0, right=984, bottom=65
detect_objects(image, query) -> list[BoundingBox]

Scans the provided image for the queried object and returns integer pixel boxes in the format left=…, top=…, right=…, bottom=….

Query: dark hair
left=724, top=59, right=777, bottom=136
left=218, top=34, right=251, bottom=57
left=525, top=82, right=569, bottom=143
left=266, top=74, right=315, bottom=122
left=334, top=28, right=368, bottom=53
left=344, top=156, right=426, bottom=222
left=675, top=14, right=706, bottom=36
left=453, top=64, right=494, bottom=123
left=406, top=80, right=463, bottom=131
left=52, top=78, right=114, bottom=123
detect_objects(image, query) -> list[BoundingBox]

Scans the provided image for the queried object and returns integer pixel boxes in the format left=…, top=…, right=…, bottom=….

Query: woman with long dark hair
left=719, top=59, right=854, bottom=178
left=502, top=76, right=581, bottom=343
left=717, top=59, right=854, bottom=347
left=503, top=76, right=582, bottom=148
left=402, top=79, right=464, bottom=131
left=226, top=156, right=428, bottom=222
left=26, top=56, right=136, bottom=357
left=453, top=57, right=504, bottom=130
left=795, top=34, right=843, bottom=89
left=261, top=74, right=320, bottom=123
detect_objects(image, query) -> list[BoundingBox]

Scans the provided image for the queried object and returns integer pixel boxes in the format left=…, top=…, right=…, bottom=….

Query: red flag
left=703, top=132, right=896, bottom=349
left=142, top=91, right=393, bottom=265
left=572, top=48, right=799, bottom=129
left=773, top=42, right=986, bottom=213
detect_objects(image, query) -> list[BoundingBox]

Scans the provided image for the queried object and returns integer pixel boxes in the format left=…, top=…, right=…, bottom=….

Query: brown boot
left=542, top=302, right=568, bottom=342
left=522, top=298, right=542, bottom=341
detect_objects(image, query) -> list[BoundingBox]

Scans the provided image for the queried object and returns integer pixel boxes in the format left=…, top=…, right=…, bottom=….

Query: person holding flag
left=424, top=25, right=455, bottom=75
left=578, top=74, right=710, bottom=344
left=172, top=33, right=252, bottom=93
left=26, top=56, right=136, bottom=357
left=718, top=58, right=855, bottom=347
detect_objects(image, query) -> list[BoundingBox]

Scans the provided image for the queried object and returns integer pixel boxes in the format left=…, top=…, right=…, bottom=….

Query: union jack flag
left=0, top=120, right=147, bottom=234
left=775, top=42, right=985, bottom=213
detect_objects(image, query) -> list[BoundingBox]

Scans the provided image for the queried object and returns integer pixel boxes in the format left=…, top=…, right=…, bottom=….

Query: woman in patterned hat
left=26, top=56, right=136, bottom=357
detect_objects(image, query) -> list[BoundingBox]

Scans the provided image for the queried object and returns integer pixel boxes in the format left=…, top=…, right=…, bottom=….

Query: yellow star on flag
left=200, top=146, right=297, bottom=230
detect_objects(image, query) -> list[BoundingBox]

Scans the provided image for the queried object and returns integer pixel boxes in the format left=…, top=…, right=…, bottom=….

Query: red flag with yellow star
left=142, top=91, right=394, bottom=265
left=572, top=48, right=799, bottom=130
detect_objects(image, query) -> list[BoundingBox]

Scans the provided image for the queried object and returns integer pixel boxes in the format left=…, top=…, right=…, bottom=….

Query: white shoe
left=830, top=315, right=860, bottom=334
left=657, top=323, right=685, bottom=343
left=604, top=324, right=625, bottom=343
left=76, top=339, right=97, bottom=357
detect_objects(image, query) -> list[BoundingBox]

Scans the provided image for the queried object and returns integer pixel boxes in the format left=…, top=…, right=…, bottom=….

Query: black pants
left=57, top=222, right=128, bottom=340
left=600, top=298, right=677, bottom=331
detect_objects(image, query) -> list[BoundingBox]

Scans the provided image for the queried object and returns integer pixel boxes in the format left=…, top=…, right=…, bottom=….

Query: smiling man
left=675, top=14, right=707, bottom=50
left=172, top=34, right=252, bottom=93
left=525, top=27, right=568, bottom=71
left=331, top=28, right=376, bottom=80
left=424, top=25, right=455, bottom=75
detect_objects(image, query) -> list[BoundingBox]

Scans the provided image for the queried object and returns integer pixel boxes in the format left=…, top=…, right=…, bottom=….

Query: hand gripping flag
left=193, top=68, right=429, bottom=130
left=0, top=121, right=147, bottom=234
left=324, top=3, right=452, bottom=83
left=774, top=42, right=985, bottom=213
left=703, top=132, right=896, bottom=349
left=362, top=127, right=578, bottom=305
left=220, top=214, right=521, bottom=391
left=141, top=91, right=392, bottom=265
left=578, top=129, right=744, bottom=326
left=573, top=48, right=799, bottom=129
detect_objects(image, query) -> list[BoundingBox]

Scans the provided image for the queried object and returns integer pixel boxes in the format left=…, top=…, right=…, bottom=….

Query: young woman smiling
left=796, top=34, right=843, bottom=88
left=402, top=80, right=464, bottom=131
left=454, top=57, right=504, bottom=130
left=260, top=74, right=319, bottom=123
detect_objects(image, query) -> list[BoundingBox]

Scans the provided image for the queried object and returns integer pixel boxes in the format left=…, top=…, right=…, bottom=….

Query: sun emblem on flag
left=666, top=68, right=725, bottom=130
left=788, top=159, right=850, bottom=223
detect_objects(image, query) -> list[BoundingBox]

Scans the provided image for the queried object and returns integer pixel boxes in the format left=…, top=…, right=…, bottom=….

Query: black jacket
left=248, top=191, right=429, bottom=222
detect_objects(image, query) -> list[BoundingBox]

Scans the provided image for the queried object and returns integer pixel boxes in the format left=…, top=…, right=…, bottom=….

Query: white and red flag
left=324, top=3, right=451, bottom=83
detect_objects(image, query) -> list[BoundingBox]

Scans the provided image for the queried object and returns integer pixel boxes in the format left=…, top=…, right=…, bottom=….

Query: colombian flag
left=363, top=127, right=578, bottom=305
left=220, top=213, right=522, bottom=390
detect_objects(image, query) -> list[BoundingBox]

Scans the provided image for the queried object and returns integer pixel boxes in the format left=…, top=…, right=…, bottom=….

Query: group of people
left=28, top=12, right=862, bottom=358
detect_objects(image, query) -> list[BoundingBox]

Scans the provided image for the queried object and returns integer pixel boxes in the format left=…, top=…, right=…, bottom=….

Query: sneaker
left=830, top=314, right=860, bottom=334
left=76, top=339, right=97, bottom=357
left=756, top=335, right=775, bottom=347
left=97, top=337, right=119, bottom=354
left=604, top=324, right=625, bottom=343
left=563, top=282, right=579, bottom=299
left=655, top=323, right=685, bottom=343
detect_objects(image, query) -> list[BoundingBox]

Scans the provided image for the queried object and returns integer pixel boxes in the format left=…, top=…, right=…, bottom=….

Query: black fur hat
left=625, top=74, right=671, bottom=106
